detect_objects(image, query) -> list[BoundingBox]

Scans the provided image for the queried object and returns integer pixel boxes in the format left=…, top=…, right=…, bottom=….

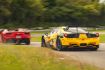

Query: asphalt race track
left=31, top=42, right=105, bottom=69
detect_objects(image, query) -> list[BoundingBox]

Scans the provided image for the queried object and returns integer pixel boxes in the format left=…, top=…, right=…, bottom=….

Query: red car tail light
left=25, top=32, right=30, bottom=34
left=5, top=33, right=12, bottom=35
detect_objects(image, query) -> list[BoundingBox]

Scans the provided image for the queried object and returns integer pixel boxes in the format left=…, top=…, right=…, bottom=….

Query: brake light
left=5, top=33, right=12, bottom=35
left=64, top=33, right=68, bottom=37
left=25, top=32, right=30, bottom=34
left=96, top=33, right=99, bottom=37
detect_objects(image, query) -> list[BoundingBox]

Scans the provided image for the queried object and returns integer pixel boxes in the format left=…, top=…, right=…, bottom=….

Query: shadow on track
left=57, top=48, right=105, bottom=52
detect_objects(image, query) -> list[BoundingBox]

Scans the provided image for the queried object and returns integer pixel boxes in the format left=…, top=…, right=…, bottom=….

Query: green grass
left=0, top=45, right=100, bottom=70
left=31, top=36, right=41, bottom=42
left=100, top=34, right=105, bottom=43
left=90, top=30, right=105, bottom=32
left=31, top=31, right=50, bottom=34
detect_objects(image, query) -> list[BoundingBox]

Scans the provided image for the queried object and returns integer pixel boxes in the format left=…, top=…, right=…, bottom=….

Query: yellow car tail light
left=64, top=33, right=68, bottom=37
left=96, top=33, right=99, bottom=37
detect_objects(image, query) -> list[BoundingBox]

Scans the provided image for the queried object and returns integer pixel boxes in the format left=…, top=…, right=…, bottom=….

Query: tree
left=0, top=0, right=12, bottom=24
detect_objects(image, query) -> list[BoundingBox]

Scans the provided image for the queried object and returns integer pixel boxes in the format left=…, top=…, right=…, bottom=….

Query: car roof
left=58, top=26, right=87, bottom=33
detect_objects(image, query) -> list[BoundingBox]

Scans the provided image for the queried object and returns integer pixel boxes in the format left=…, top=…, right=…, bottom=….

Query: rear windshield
left=67, top=34, right=79, bottom=38
left=64, top=28, right=87, bottom=33
left=66, top=33, right=98, bottom=38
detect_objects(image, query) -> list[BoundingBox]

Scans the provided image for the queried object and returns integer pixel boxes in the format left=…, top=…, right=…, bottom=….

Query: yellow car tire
left=90, top=46, right=99, bottom=51
left=56, top=36, right=63, bottom=51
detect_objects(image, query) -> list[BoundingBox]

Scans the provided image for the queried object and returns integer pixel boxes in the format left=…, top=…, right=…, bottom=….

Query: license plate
left=16, top=36, right=21, bottom=38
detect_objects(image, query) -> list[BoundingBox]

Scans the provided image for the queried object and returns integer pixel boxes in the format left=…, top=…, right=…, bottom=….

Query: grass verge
left=31, top=31, right=50, bottom=34
left=0, top=45, right=100, bottom=70
left=100, top=34, right=105, bottom=43
left=90, top=30, right=105, bottom=32
left=31, top=36, right=41, bottom=42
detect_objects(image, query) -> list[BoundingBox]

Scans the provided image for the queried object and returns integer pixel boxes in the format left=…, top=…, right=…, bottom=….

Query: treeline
left=0, top=0, right=105, bottom=28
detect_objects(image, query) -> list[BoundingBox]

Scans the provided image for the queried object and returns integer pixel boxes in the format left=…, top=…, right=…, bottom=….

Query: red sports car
left=0, top=29, right=30, bottom=45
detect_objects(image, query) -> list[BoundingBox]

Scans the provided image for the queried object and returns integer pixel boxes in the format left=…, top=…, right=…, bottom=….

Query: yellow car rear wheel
left=56, top=36, right=63, bottom=51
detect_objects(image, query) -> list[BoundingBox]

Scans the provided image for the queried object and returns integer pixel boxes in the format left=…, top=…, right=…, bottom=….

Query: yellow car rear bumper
left=60, top=38, right=99, bottom=48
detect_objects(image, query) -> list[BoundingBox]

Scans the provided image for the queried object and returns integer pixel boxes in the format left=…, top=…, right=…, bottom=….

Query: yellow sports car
left=41, top=26, right=99, bottom=51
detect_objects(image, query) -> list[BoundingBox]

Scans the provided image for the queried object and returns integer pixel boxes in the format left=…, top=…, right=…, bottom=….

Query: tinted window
left=66, top=34, right=79, bottom=38
left=87, top=34, right=98, bottom=38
